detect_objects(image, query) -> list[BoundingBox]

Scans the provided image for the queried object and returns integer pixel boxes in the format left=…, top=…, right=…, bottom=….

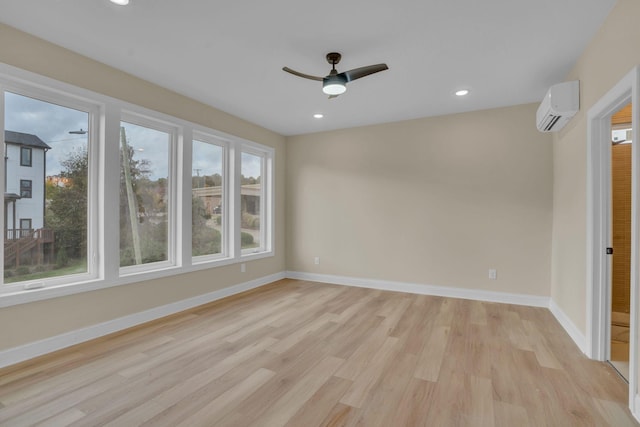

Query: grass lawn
left=4, top=259, right=87, bottom=284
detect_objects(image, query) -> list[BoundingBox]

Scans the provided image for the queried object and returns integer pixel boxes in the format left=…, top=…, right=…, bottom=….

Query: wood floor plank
left=493, top=401, right=530, bottom=427
left=175, top=368, right=275, bottom=427
left=393, top=377, right=437, bottom=427
left=413, top=325, right=450, bottom=381
left=318, top=403, right=360, bottom=427
left=33, top=408, right=86, bottom=426
left=253, top=356, right=344, bottom=427
left=466, top=375, right=495, bottom=426
left=352, top=351, right=417, bottom=427
left=592, top=397, right=639, bottom=427
left=150, top=336, right=277, bottom=407
left=284, top=376, right=352, bottom=427
left=339, top=336, right=400, bottom=408
left=0, top=279, right=636, bottom=427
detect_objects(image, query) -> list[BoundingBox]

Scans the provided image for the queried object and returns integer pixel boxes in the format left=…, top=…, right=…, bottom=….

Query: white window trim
left=239, top=144, right=274, bottom=257
left=118, top=112, right=180, bottom=275
left=0, top=62, right=275, bottom=308
left=191, top=132, right=231, bottom=264
left=0, top=76, right=102, bottom=293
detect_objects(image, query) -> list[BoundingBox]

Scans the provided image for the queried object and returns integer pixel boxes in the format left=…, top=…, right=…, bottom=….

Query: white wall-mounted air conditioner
left=536, top=80, right=580, bottom=132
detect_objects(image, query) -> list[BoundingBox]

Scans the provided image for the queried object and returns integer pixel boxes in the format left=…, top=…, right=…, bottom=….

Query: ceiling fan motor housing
left=326, top=52, right=342, bottom=66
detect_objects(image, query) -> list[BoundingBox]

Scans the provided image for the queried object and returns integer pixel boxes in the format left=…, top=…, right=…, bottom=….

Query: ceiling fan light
left=323, top=75, right=347, bottom=95
left=323, top=83, right=346, bottom=95
left=110, top=0, right=129, bottom=5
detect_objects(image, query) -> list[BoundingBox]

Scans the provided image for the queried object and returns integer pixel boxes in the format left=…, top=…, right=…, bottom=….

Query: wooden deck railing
left=4, top=228, right=55, bottom=267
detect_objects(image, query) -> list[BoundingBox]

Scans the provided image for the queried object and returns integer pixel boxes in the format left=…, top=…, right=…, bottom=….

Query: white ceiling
left=0, top=0, right=617, bottom=136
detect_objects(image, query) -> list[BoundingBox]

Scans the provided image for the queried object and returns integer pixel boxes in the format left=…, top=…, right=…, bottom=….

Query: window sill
left=0, top=251, right=273, bottom=308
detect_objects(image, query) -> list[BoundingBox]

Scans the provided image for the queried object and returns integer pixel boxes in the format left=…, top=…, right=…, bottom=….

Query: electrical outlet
left=488, top=269, right=497, bottom=280
left=241, top=263, right=246, bottom=273
left=314, top=257, right=320, bottom=265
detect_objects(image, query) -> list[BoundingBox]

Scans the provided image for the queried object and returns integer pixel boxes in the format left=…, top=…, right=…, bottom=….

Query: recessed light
left=313, top=113, right=324, bottom=119
left=455, top=89, right=470, bottom=96
left=110, top=0, right=129, bottom=5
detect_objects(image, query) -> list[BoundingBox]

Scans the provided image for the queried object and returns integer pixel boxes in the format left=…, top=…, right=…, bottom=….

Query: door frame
left=587, top=65, right=639, bottom=411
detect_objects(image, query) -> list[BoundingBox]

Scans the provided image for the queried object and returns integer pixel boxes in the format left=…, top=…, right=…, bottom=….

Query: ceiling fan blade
left=340, top=64, right=389, bottom=83
left=328, top=94, right=340, bottom=100
left=282, top=67, right=323, bottom=81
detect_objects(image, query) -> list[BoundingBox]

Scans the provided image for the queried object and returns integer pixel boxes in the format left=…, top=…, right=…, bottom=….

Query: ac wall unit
left=536, top=80, right=580, bottom=132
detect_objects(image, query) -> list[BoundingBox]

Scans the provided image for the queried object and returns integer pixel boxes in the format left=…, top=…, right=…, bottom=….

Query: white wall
left=551, top=0, right=640, bottom=335
left=287, top=103, right=554, bottom=297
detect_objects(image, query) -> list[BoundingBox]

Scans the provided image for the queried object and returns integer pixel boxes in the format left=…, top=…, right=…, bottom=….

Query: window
left=240, top=152, right=262, bottom=251
left=19, top=218, right=32, bottom=231
left=19, top=179, right=32, bottom=198
left=192, top=137, right=225, bottom=260
left=1, top=66, right=274, bottom=305
left=3, top=90, right=93, bottom=285
left=20, top=146, right=32, bottom=166
left=119, top=119, right=174, bottom=269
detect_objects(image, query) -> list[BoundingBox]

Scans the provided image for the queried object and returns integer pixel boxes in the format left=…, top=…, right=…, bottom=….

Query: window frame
left=1, top=74, right=102, bottom=296
left=0, top=63, right=275, bottom=308
left=19, top=218, right=32, bottom=231
left=191, top=132, right=230, bottom=264
left=239, top=142, right=274, bottom=258
left=118, top=112, right=180, bottom=276
left=19, top=179, right=32, bottom=198
left=20, top=146, right=32, bottom=167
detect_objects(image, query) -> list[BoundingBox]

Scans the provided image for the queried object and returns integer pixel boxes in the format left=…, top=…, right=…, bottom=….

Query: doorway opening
left=587, top=65, right=639, bottom=411
left=610, top=103, right=632, bottom=381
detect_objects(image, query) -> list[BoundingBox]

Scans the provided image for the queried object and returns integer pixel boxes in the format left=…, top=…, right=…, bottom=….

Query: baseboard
left=286, top=271, right=550, bottom=308
left=287, top=271, right=593, bottom=355
left=0, top=271, right=286, bottom=369
left=548, top=299, right=587, bottom=354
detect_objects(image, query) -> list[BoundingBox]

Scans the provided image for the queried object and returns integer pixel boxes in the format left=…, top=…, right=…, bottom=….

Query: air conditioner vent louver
left=542, top=115, right=561, bottom=132
left=536, top=81, right=579, bottom=132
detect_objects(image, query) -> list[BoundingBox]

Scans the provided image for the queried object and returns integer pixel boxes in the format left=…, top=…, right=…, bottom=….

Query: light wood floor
left=0, top=279, right=637, bottom=426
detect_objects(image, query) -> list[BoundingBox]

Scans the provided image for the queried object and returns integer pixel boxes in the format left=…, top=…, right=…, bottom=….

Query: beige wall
left=0, top=24, right=286, bottom=350
left=551, top=0, right=640, bottom=334
left=287, top=104, right=554, bottom=296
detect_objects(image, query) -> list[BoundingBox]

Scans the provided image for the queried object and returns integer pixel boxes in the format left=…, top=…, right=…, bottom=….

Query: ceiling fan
left=283, top=52, right=388, bottom=98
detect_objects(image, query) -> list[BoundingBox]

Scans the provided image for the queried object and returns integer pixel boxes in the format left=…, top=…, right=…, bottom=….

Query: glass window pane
left=119, top=121, right=170, bottom=267
left=4, top=91, right=89, bottom=283
left=241, top=152, right=262, bottom=251
left=20, top=147, right=32, bottom=166
left=192, top=140, right=223, bottom=258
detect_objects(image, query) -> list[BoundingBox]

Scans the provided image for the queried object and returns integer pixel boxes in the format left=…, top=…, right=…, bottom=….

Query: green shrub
left=192, top=227, right=222, bottom=257
left=241, top=231, right=254, bottom=246
left=242, top=212, right=259, bottom=229
left=215, top=215, right=222, bottom=225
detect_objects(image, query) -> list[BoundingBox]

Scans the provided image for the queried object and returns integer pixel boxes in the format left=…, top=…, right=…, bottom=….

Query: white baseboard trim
left=548, top=299, right=587, bottom=355
left=286, top=271, right=550, bottom=308
left=0, top=271, right=286, bottom=369
left=287, top=271, right=592, bottom=356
